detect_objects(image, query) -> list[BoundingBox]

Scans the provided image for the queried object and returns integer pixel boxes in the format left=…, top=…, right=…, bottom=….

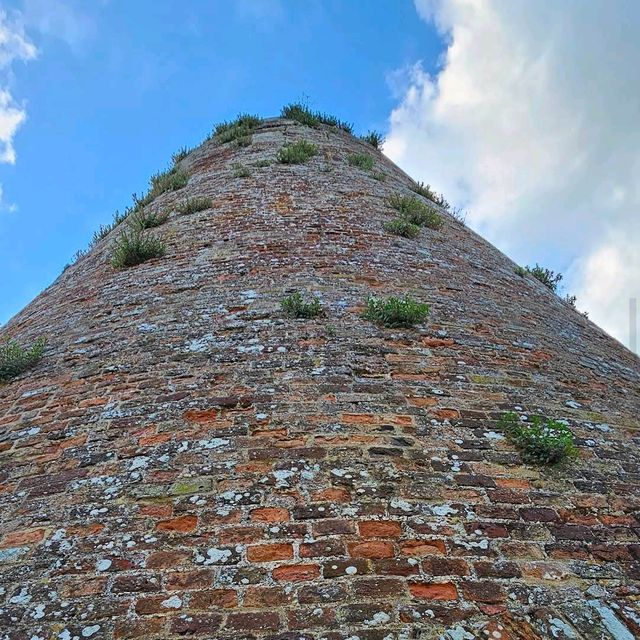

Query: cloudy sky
left=0, top=0, right=638, bottom=351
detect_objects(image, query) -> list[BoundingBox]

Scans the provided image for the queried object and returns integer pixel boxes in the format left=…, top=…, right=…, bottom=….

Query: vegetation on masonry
left=171, top=146, right=191, bottom=165
left=384, top=218, right=420, bottom=239
left=281, top=291, right=323, bottom=318
left=277, top=140, right=318, bottom=164
left=359, top=131, right=385, bottom=149
left=499, top=411, right=578, bottom=466
left=348, top=153, right=374, bottom=171
left=232, top=163, right=251, bottom=178
left=410, top=181, right=466, bottom=224
left=363, top=295, right=430, bottom=327
left=516, top=264, right=587, bottom=316
left=387, top=193, right=443, bottom=230
left=518, top=264, right=563, bottom=292
left=130, top=209, right=169, bottom=231
left=0, top=337, right=46, bottom=383
left=214, top=114, right=262, bottom=145
left=281, top=102, right=353, bottom=133
left=111, top=229, right=166, bottom=269
left=176, top=197, right=212, bottom=215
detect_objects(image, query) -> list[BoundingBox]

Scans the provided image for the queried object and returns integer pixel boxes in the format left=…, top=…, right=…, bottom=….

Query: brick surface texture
left=1, top=117, right=639, bottom=639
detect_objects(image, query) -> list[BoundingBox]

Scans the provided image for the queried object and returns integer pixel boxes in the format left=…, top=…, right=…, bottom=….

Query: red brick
left=358, top=520, right=402, bottom=538
left=225, top=611, right=280, bottom=631
left=250, top=507, right=290, bottom=522
left=400, top=539, right=446, bottom=556
left=0, top=527, right=46, bottom=547
left=165, top=570, right=213, bottom=590
left=189, top=588, right=237, bottom=609
left=348, top=541, right=394, bottom=559
left=273, top=564, right=320, bottom=582
left=247, top=543, right=294, bottom=562
left=409, top=582, right=458, bottom=600
left=155, top=514, right=197, bottom=533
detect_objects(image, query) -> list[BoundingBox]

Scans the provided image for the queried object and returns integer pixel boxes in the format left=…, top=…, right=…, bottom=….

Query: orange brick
left=156, top=515, right=197, bottom=532
left=312, top=488, right=351, bottom=502
left=247, top=543, right=293, bottom=562
left=348, top=541, right=394, bottom=559
left=400, top=539, right=446, bottom=556
left=358, top=520, right=402, bottom=538
left=250, top=507, right=290, bottom=523
left=272, top=564, right=320, bottom=582
left=409, top=582, right=458, bottom=600
left=184, top=409, right=219, bottom=423
left=0, top=528, right=46, bottom=548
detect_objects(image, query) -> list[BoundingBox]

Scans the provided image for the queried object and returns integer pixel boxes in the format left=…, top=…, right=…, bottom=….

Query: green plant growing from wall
left=522, top=264, right=563, bottom=292
left=348, top=153, right=374, bottom=171
left=281, top=102, right=353, bottom=133
left=384, top=218, right=420, bottom=239
left=130, top=209, right=169, bottom=231
left=363, top=295, right=430, bottom=327
left=111, top=229, right=166, bottom=269
left=359, top=131, right=384, bottom=149
left=498, top=411, right=578, bottom=466
left=171, top=146, right=191, bottom=165
left=176, top=197, right=212, bottom=215
left=387, top=193, right=443, bottom=230
left=214, top=114, right=262, bottom=145
left=232, top=163, right=251, bottom=178
left=0, top=337, right=46, bottom=383
left=281, top=291, right=323, bottom=318
left=277, top=140, right=318, bottom=164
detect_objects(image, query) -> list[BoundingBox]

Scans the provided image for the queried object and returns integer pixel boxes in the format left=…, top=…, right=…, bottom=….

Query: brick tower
left=1, top=114, right=639, bottom=640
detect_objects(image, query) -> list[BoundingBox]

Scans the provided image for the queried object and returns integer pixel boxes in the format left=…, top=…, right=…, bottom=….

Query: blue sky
left=1, top=1, right=639, bottom=349
left=0, top=0, right=443, bottom=325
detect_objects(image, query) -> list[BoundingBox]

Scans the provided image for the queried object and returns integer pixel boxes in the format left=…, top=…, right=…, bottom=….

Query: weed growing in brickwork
left=89, top=210, right=128, bottom=247
left=522, top=264, right=563, bottom=292
left=515, top=265, right=528, bottom=277
left=277, top=140, right=318, bottom=165
left=348, top=153, right=374, bottom=171
left=0, top=337, right=46, bottom=383
left=232, top=163, right=251, bottom=178
left=111, top=229, right=166, bottom=269
left=499, top=411, right=578, bottom=466
left=410, top=181, right=466, bottom=224
left=387, top=193, right=443, bottom=230
left=363, top=295, right=430, bottom=327
left=176, top=197, right=212, bottom=215
left=214, top=114, right=262, bottom=145
left=384, top=218, right=420, bottom=239
left=281, top=292, right=323, bottom=318
left=281, top=102, right=353, bottom=134
left=253, top=159, right=272, bottom=168
left=171, top=146, right=191, bottom=165
left=130, top=209, right=169, bottom=231
left=360, top=131, right=384, bottom=149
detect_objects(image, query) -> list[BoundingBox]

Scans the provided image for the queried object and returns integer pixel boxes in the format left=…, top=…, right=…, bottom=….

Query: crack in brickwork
left=0, top=118, right=639, bottom=639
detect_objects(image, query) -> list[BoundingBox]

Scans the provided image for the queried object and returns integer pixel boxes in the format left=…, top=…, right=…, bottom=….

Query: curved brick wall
left=1, top=118, right=639, bottom=639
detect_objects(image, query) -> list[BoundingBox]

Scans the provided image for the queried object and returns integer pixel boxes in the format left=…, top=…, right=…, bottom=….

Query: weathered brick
left=348, top=541, right=394, bottom=559
left=247, top=543, right=294, bottom=562
left=250, top=507, right=290, bottom=522
left=272, top=564, right=320, bottom=582
left=409, top=582, right=458, bottom=600
left=155, top=514, right=198, bottom=532
left=225, top=611, right=281, bottom=631
left=358, top=520, right=402, bottom=538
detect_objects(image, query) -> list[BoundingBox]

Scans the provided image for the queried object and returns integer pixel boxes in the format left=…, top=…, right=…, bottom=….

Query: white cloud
left=0, top=9, right=37, bottom=165
left=386, top=0, right=640, bottom=349
left=20, top=0, right=95, bottom=53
